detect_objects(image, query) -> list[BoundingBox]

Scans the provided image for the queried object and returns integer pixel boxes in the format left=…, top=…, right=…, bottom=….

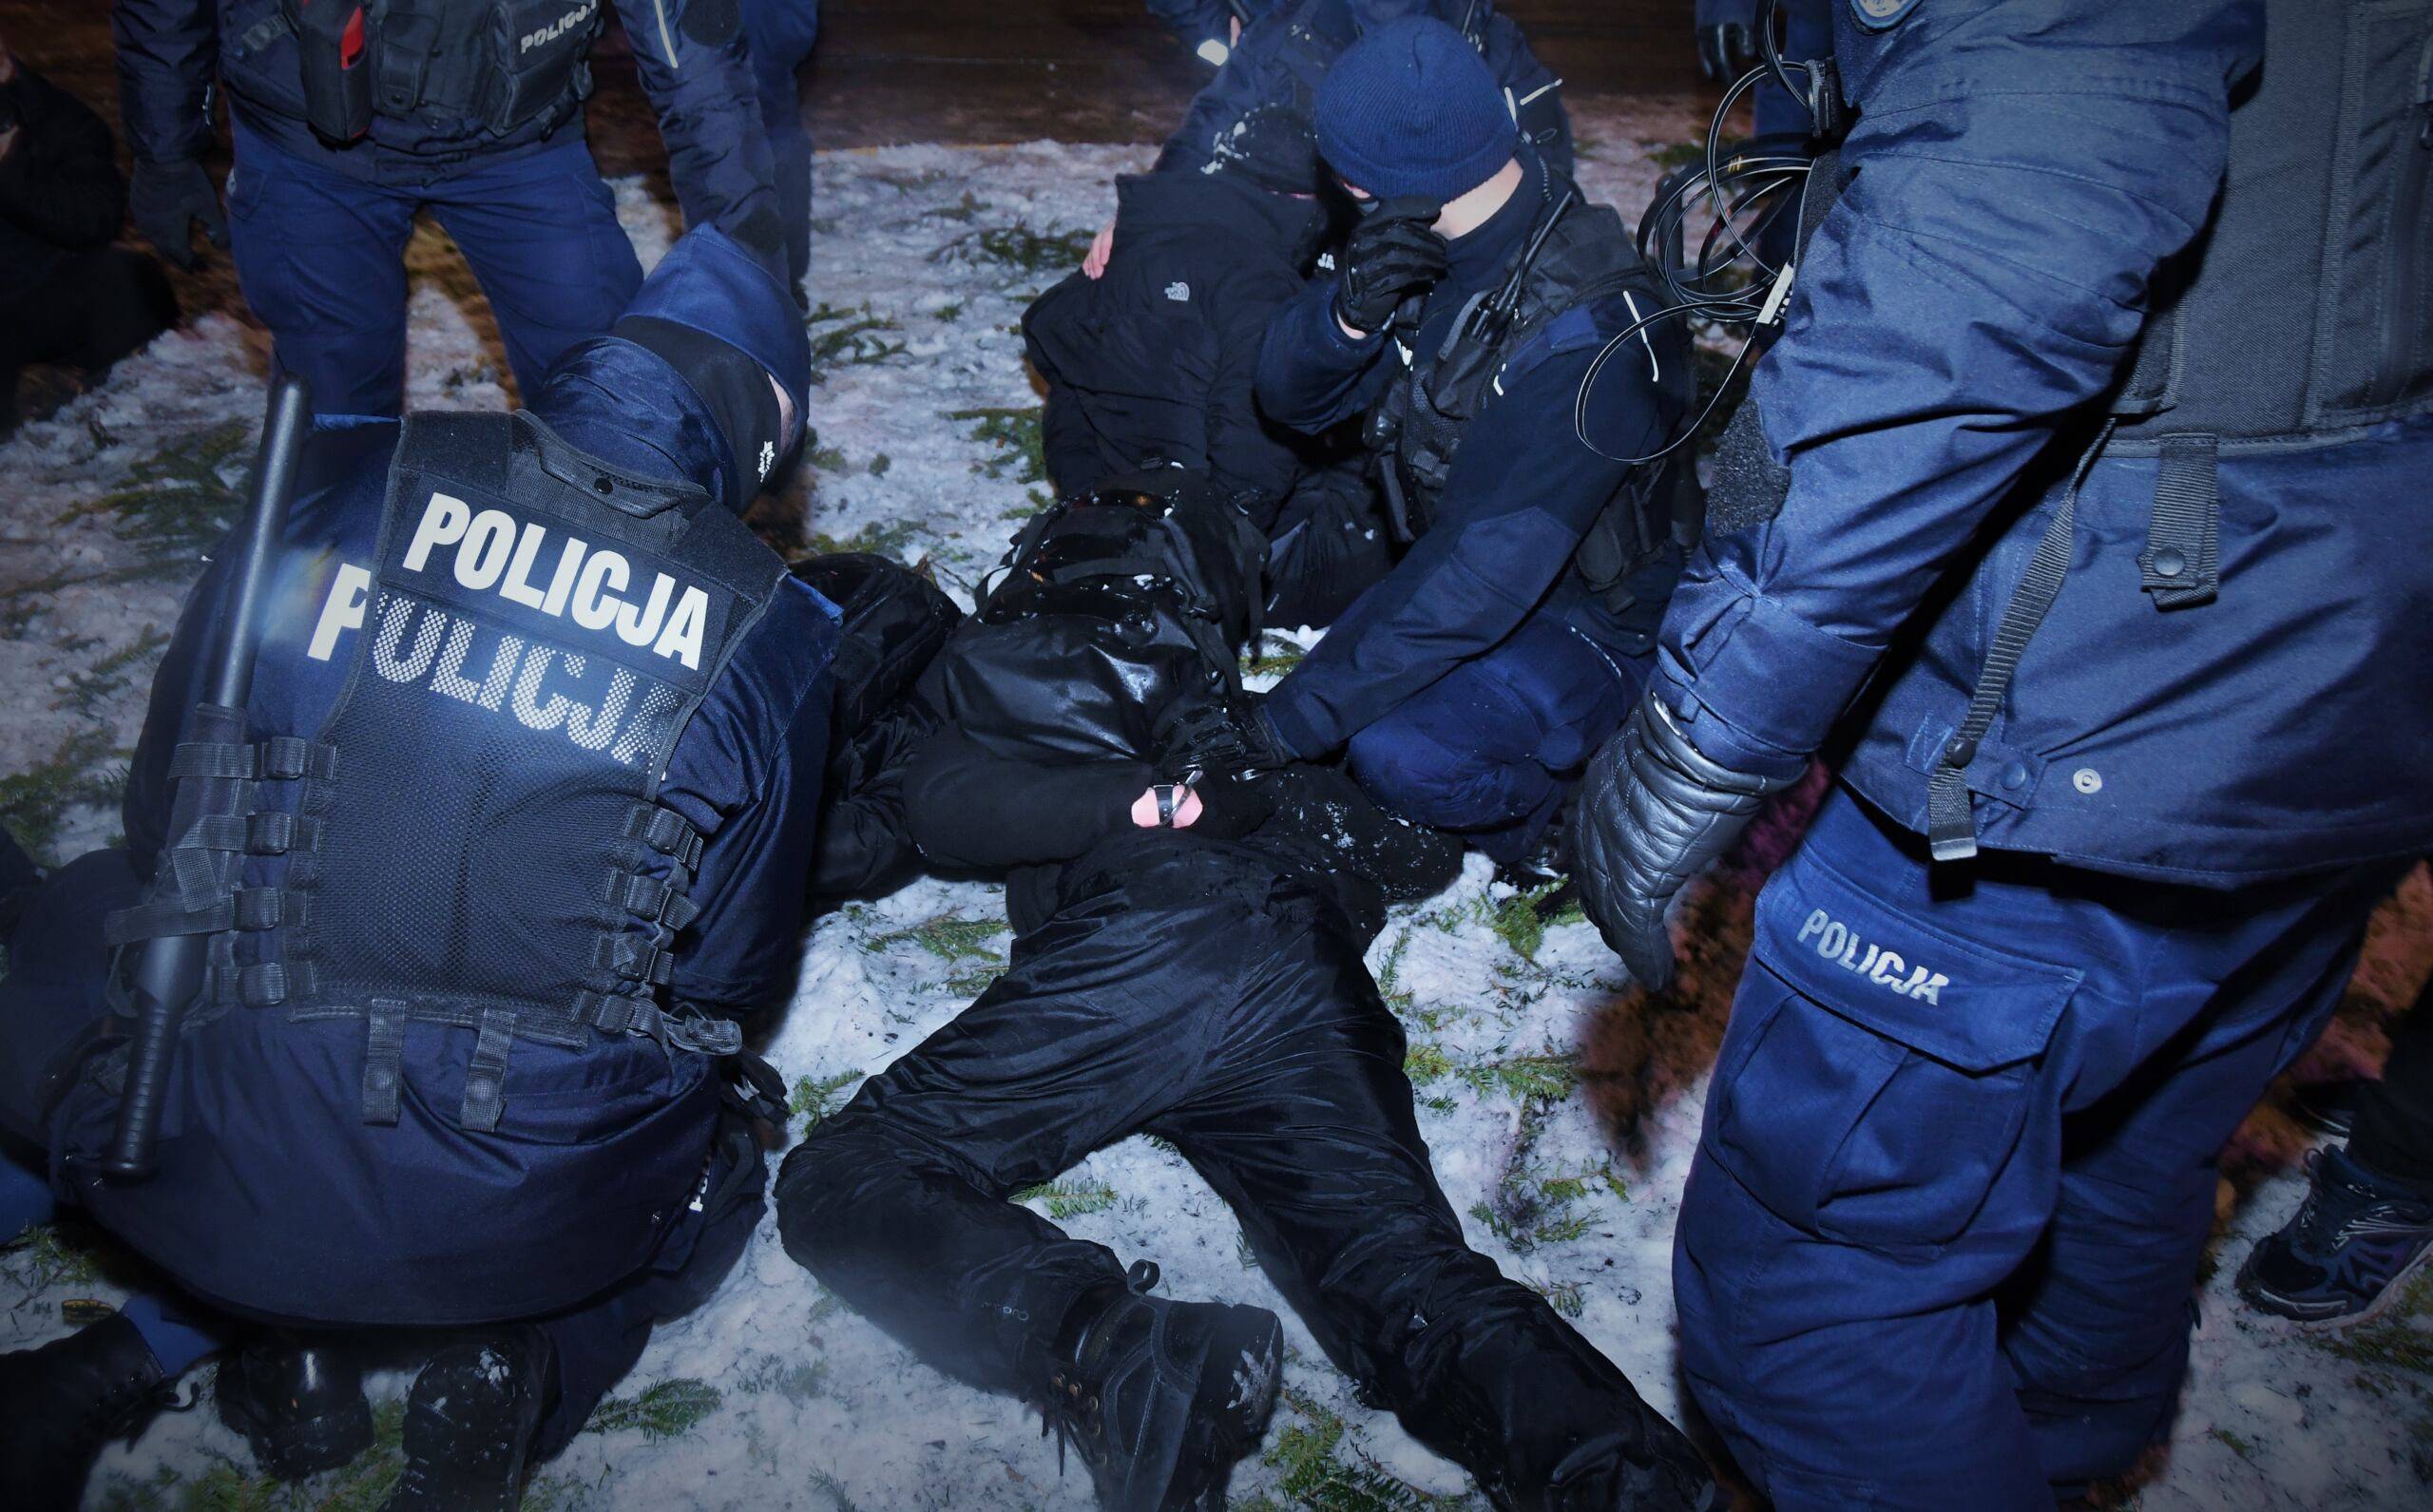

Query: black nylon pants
left=2349, top=970, right=2433, bottom=1193
left=776, top=831, right=1670, bottom=1508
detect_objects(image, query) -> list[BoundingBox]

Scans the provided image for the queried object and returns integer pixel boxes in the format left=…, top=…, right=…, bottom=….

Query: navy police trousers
left=0, top=852, right=760, bottom=1459
left=1676, top=790, right=2403, bottom=1509
left=226, top=122, right=644, bottom=417
left=1346, top=613, right=1648, bottom=865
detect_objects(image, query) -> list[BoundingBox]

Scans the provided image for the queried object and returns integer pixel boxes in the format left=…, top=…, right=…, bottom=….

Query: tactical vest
left=1365, top=170, right=1693, bottom=615
left=112, top=412, right=785, bottom=1136
left=1917, top=0, right=2433, bottom=859
left=252, top=0, right=603, bottom=143
left=2102, top=0, right=2433, bottom=609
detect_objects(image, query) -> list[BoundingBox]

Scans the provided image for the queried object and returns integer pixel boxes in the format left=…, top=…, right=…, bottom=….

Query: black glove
left=1697, top=21, right=1758, bottom=82
left=1177, top=765, right=1280, bottom=842
left=1331, top=196, right=1448, bottom=336
left=1152, top=692, right=1296, bottom=784
left=129, top=158, right=228, bottom=270
left=1573, top=695, right=1796, bottom=990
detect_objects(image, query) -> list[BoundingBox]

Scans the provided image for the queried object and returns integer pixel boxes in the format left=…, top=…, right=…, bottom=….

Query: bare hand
left=1083, top=217, right=1115, bottom=280
left=1130, top=784, right=1205, bottom=829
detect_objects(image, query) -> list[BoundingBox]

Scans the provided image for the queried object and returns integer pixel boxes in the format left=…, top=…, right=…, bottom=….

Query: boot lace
left=1039, top=1260, right=1161, bottom=1478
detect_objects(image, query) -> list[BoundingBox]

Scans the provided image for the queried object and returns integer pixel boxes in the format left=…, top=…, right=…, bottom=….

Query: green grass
left=791, top=1070, right=863, bottom=1134
left=1456, top=1049, right=1580, bottom=1106
left=946, top=965, right=1007, bottom=998
left=0, top=727, right=127, bottom=867
left=944, top=405, right=1048, bottom=488
left=59, top=421, right=252, bottom=571
left=1646, top=140, right=1707, bottom=171
left=51, top=629, right=169, bottom=716
left=2318, top=1270, right=2433, bottom=1376
left=808, top=1468, right=866, bottom=1512
left=1403, top=1042, right=1455, bottom=1085
left=738, top=1351, right=833, bottom=1404
left=804, top=515, right=927, bottom=563
left=1242, top=637, right=1307, bottom=678
left=1241, top=1387, right=1472, bottom=1510
left=805, top=302, right=909, bottom=384
left=2210, top=1426, right=2256, bottom=1461
left=585, top=1377, right=724, bottom=1441
left=929, top=221, right=1094, bottom=277
left=1530, top=1277, right=1588, bottom=1318
left=85, top=1398, right=583, bottom=1512
left=1, top=1218, right=128, bottom=1307
left=1013, top=1179, right=1120, bottom=1219
left=872, top=912, right=1009, bottom=963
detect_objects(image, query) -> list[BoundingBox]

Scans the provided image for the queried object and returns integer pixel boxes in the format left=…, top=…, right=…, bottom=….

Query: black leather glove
left=130, top=158, right=228, bottom=270
left=1153, top=692, right=1296, bottom=784
left=1573, top=695, right=1796, bottom=990
left=1697, top=21, right=1758, bottom=82
left=1331, top=196, right=1448, bottom=336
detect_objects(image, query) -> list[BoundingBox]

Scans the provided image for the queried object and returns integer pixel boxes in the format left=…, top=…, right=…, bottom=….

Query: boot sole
left=217, top=1380, right=374, bottom=1482
left=1162, top=1306, right=1284, bottom=1512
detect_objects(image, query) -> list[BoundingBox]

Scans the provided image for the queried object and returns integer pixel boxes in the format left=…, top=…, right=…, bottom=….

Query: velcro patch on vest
left=1752, top=859, right=2077, bottom=1072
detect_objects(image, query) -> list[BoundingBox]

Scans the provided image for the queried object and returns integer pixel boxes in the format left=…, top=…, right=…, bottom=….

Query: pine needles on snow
left=586, top=1377, right=725, bottom=1441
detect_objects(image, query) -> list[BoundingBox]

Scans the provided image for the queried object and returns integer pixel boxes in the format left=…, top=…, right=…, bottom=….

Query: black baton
left=103, top=374, right=313, bottom=1182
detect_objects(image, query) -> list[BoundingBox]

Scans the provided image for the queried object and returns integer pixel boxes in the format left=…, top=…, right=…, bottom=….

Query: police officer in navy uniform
left=741, top=0, right=820, bottom=305
left=114, top=0, right=785, bottom=416
left=1157, top=0, right=1571, bottom=181
left=0, top=225, right=831, bottom=1511
left=1574, top=0, right=2433, bottom=1503
left=1241, top=17, right=1689, bottom=870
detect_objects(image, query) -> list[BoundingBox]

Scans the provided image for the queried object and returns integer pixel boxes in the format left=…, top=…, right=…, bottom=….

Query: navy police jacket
left=78, top=231, right=833, bottom=1325
left=111, top=0, right=777, bottom=255
left=1159, top=0, right=1570, bottom=180
left=1254, top=160, right=1680, bottom=759
left=1657, top=0, right=2433, bottom=885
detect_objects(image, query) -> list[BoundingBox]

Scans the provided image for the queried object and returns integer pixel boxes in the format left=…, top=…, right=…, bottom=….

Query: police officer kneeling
left=1574, top=1, right=2433, bottom=1504
left=1245, top=17, right=1689, bottom=869
left=0, top=226, right=833, bottom=1511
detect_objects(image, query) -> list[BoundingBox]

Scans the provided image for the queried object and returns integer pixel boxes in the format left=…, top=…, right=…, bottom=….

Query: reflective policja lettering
left=1794, top=909, right=1949, bottom=1005
left=299, top=490, right=715, bottom=767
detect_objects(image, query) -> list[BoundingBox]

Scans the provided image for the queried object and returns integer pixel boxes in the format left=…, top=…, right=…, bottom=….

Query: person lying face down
left=771, top=471, right=1715, bottom=1511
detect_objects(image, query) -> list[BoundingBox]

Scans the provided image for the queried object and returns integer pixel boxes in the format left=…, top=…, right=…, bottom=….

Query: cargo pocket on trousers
left=1703, top=861, right=2079, bottom=1250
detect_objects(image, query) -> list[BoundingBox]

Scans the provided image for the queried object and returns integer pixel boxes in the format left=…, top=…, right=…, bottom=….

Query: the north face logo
left=757, top=441, right=776, bottom=480
left=1794, top=909, right=1949, bottom=1004
left=1165, top=281, right=1191, bottom=303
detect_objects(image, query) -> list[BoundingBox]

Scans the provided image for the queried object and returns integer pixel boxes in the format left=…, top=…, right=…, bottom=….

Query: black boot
left=0, top=1313, right=177, bottom=1512
left=380, top=1327, right=553, bottom=1512
left=1034, top=1260, right=1283, bottom=1512
left=217, top=1335, right=374, bottom=1480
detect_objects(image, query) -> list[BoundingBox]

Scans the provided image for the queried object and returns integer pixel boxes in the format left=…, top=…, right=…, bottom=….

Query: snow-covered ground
left=3, top=103, right=2429, bottom=1511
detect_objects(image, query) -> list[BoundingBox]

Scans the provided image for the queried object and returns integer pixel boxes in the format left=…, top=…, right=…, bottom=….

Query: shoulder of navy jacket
left=516, top=411, right=711, bottom=522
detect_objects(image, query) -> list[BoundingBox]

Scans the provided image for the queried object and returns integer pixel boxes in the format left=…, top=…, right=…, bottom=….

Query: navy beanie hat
left=1315, top=16, right=1516, bottom=202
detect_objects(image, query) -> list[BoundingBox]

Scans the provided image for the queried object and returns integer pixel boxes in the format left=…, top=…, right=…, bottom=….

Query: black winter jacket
left=1024, top=170, right=1328, bottom=526
left=0, top=63, right=127, bottom=292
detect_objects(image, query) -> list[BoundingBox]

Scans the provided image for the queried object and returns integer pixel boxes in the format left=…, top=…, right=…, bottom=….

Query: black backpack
left=936, top=469, right=1267, bottom=766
